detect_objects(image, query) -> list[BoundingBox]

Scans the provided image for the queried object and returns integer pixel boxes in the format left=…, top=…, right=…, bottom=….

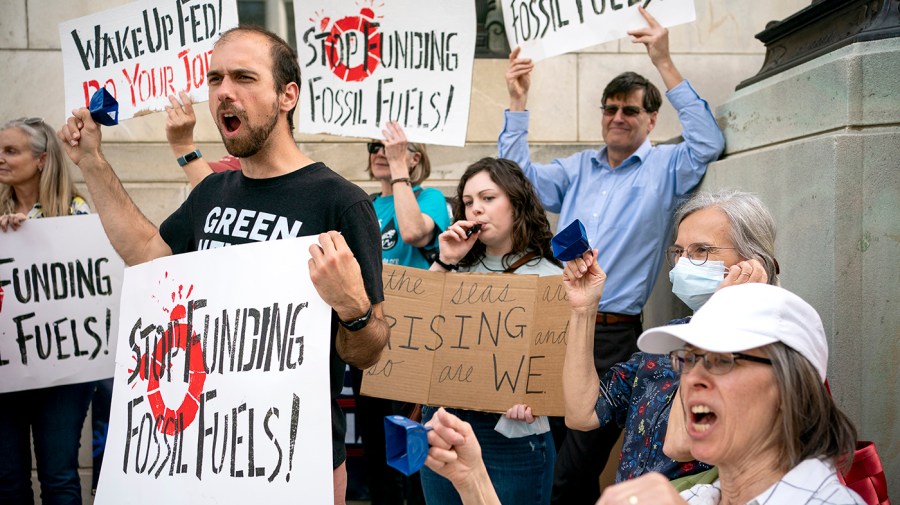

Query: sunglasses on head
left=600, top=105, right=647, bottom=117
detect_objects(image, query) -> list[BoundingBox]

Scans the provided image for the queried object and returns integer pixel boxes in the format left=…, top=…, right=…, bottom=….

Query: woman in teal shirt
left=355, top=120, right=450, bottom=505
left=367, top=121, right=450, bottom=269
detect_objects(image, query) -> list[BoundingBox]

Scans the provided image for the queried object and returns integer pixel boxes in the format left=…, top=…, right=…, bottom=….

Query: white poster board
left=59, top=0, right=239, bottom=121
left=294, top=0, right=476, bottom=146
left=94, top=237, right=333, bottom=504
left=0, top=215, right=124, bottom=393
left=502, top=0, right=696, bottom=61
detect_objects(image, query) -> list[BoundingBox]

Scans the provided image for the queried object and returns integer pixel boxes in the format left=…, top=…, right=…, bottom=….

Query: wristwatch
left=338, top=305, right=373, bottom=331
left=176, top=149, right=202, bottom=167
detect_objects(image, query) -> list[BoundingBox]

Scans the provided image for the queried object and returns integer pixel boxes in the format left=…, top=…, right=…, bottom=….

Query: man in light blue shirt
left=499, top=8, right=725, bottom=505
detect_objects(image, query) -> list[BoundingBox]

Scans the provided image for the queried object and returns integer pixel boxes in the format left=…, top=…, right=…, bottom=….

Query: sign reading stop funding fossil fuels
left=94, top=238, right=333, bottom=504
left=294, top=0, right=476, bottom=146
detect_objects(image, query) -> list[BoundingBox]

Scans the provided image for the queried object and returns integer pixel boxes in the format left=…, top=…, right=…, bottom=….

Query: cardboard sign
left=0, top=215, right=124, bottom=393
left=294, top=0, right=476, bottom=146
left=502, top=0, right=697, bottom=61
left=362, top=264, right=570, bottom=416
left=94, top=237, right=333, bottom=505
left=59, top=0, right=239, bottom=121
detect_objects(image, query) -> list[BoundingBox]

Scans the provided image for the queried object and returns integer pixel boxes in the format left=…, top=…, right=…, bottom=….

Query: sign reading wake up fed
left=59, top=0, right=239, bottom=121
left=294, top=0, right=476, bottom=146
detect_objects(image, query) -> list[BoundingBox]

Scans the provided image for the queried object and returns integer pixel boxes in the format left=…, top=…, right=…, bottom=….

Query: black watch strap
left=338, top=304, right=373, bottom=332
left=433, top=256, right=458, bottom=271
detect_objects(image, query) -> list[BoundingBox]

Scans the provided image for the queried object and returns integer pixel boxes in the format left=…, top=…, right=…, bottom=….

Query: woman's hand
left=0, top=213, right=28, bottom=232
left=596, top=472, right=688, bottom=505
left=436, top=220, right=482, bottom=266
left=718, top=258, right=767, bottom=290
left=505, top=404, right=535, bottom=424
left=382, top=121, right=412, bottom=179
left=165, top=92, right=197, bottom=152
left=562, top=249, right=606, bottom=312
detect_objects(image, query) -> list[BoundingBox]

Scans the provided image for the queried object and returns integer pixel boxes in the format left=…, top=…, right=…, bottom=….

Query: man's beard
left=219, top=102, right=280, bottom=158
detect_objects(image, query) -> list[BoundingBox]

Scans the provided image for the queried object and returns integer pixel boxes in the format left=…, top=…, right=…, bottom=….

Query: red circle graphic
left=145, top=322, right=206, bottom=435
left=324, top=8, right=382, bottom=82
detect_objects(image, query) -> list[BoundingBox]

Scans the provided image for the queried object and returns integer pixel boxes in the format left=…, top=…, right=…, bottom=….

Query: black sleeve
left=159, top=193, right=196, bottom=254
left=339, top=199, right=384, bottom=304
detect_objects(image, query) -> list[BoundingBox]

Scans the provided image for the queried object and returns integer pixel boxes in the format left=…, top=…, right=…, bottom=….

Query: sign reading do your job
left=59, top=0, right=239, bottom=121
left=295, top=0, right=476, bottom=146
left=502, top=0, right=696, bottom=61
left=362, top=264, right=570, bottom=416
left=0, top=215, right=124, bottom=393
left=94, top=238, right=333, bottom=505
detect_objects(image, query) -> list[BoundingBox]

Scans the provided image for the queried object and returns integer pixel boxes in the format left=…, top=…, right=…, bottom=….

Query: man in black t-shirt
left=59, top=26, right=389, bottom=505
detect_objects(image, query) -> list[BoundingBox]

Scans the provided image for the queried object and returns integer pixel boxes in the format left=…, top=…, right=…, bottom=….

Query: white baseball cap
left=637, top=283, right=828, bottom=380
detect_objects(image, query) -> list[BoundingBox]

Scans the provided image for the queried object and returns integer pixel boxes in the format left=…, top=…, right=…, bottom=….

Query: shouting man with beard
left=58, top=26, right=389, bottom=505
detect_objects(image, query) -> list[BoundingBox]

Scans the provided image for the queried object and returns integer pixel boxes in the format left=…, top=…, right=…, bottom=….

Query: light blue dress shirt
left=498, top=80, right=725, bottom=315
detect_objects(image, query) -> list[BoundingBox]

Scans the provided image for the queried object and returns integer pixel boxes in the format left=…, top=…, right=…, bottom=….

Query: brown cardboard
left=362, top=264, right=570, bottom=416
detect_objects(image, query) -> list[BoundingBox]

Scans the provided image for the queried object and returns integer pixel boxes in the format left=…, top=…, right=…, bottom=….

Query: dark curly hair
left=454, top=158, right=561, bottom=270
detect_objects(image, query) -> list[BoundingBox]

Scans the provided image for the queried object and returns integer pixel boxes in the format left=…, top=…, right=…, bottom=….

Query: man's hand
left=627, top=7, right=683, bottom=89
left=425, top=408, right=499, bottom=505
left=165, top=92, right=198, bottom=155
left=0, top=213, right=28, bottom=232
left=506, top=47, right=534, bottom=112
left=58, top=108, right=103, bottom=167
left=308, top=231, right=370, bottom=320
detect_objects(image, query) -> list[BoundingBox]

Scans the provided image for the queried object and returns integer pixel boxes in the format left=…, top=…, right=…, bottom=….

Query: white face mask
left=669, top=257, right=726, bottom=311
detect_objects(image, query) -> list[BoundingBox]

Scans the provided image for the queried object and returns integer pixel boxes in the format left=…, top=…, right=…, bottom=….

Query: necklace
left=478, top=256, right=507, bottom=272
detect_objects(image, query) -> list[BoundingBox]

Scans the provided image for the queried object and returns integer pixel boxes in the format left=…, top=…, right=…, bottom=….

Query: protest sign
left=502, top=0, right=696, bottom=61
left=294, top=0, right=476, bottom=146
left=94, top=237, right=333, bottom=505
left=0, top=215, right=124, bottom=393
left=362, top=264, right=570, bottom=416
left=59, top=0, right=239, bottom=121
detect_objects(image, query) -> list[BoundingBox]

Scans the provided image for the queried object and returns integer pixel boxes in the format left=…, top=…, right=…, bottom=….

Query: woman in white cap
left=423, top=284, right=864, bottom=505
left=596, top=283, right=863, bottom=504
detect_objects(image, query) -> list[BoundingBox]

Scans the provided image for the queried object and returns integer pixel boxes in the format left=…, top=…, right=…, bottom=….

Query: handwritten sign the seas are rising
left=362, top=264, right=570, bottom=416
left=58, top=0, right=239, bottom=121
left=94, top=237, right=333, bottom=505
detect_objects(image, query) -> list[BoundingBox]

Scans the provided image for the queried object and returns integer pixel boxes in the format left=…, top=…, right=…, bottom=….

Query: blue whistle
left=551, top=219, right=590, bottom=261
left=89, top=88, right=119, bottom=126
left=384, top=415, right=432, bottom=476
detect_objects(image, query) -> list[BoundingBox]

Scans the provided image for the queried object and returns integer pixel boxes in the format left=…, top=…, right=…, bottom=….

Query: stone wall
left=704, top=37, right=900, bottom=497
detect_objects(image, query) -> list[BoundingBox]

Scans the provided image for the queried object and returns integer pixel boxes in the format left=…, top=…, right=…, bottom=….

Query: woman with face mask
left=422, top=157, right=563, bottom=505
left=562, top=190, right=779, bottom=487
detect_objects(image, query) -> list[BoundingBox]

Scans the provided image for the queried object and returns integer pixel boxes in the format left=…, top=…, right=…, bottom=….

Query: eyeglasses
left=669, top=349, right=772, bottom=375
left=600, top=105, right=647, bottom=117
left=666, top=243, right=736, bottom=267
left=367, top=142, right=418, bottom=155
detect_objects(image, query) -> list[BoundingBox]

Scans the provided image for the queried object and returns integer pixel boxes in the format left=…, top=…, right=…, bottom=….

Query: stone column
left=701, top=1, right=900, bottom=498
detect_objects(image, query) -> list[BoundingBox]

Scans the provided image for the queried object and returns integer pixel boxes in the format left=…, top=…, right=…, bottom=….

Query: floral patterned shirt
left=26, top=196, right=90, bottom=218
left=595, top=316, right=711, bottom=482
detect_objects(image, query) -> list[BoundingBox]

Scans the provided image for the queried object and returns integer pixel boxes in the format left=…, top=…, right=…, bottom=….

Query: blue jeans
left=0, top=382, right=94, bottom=505
left=420, top=406, right=555, bottom=505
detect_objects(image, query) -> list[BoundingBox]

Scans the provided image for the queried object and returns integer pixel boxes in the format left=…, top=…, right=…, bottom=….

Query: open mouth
left=690, top=404, right=718, bottom=433
left=223, top=113, right=241, bottom=134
